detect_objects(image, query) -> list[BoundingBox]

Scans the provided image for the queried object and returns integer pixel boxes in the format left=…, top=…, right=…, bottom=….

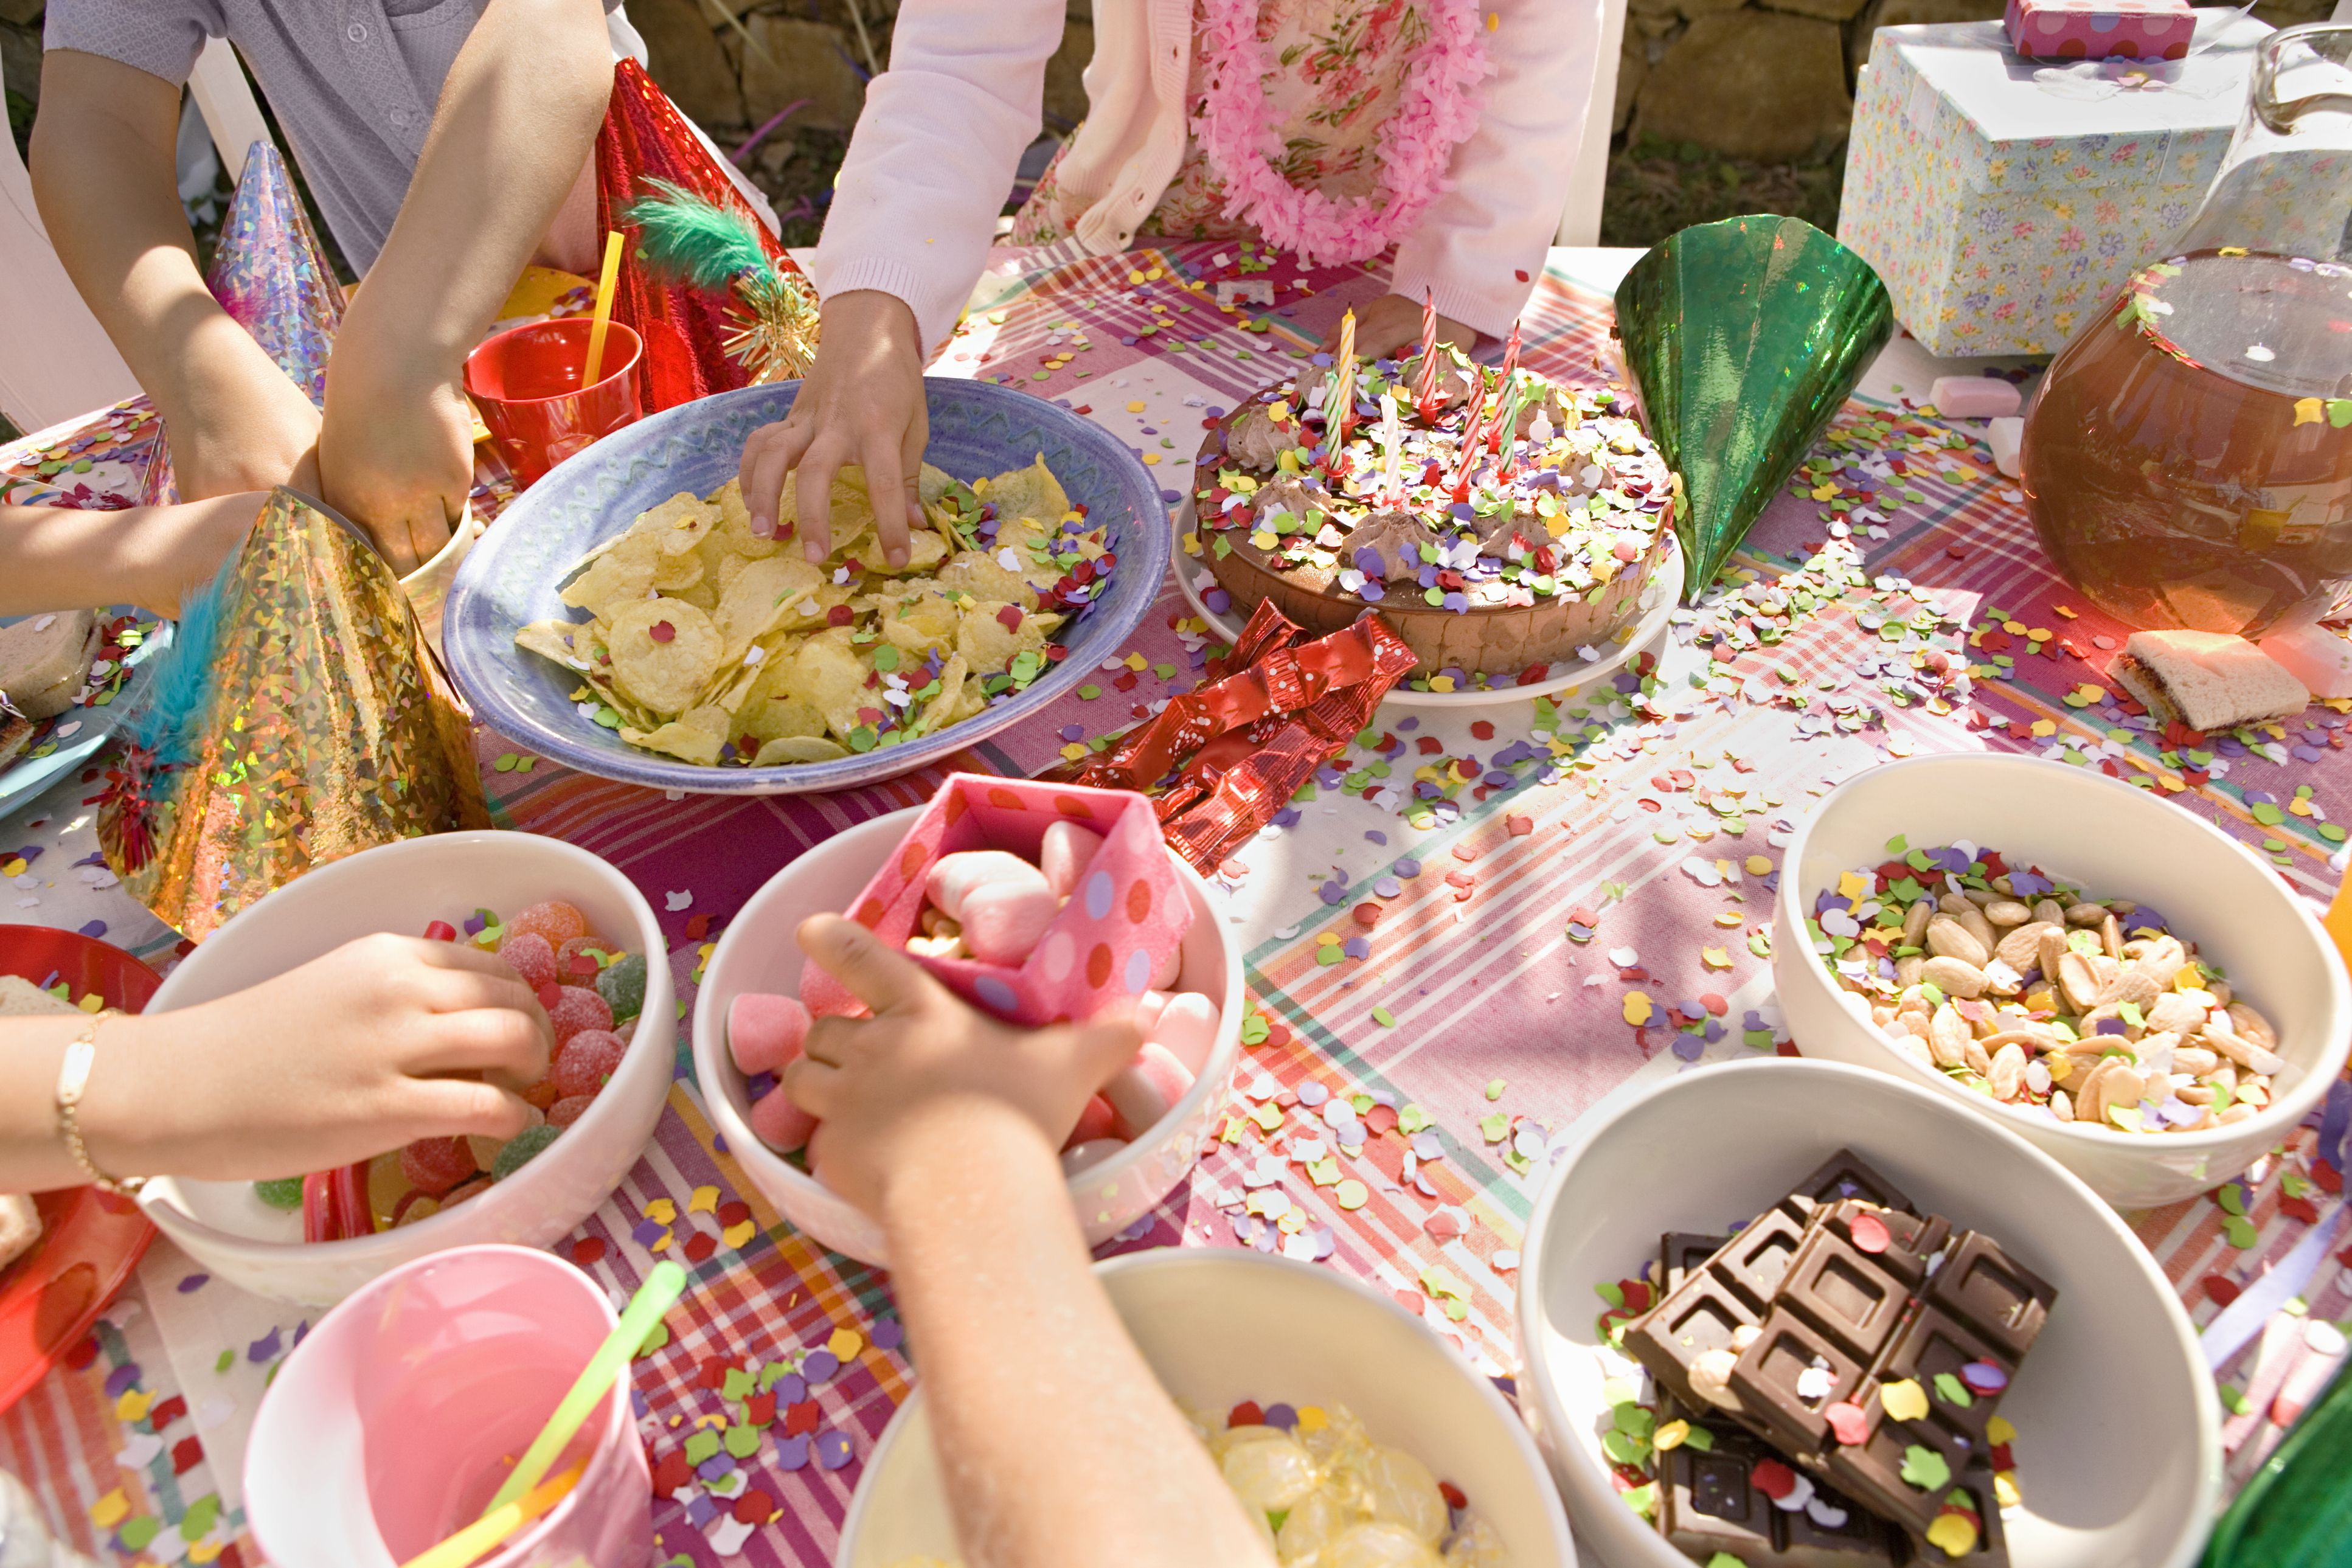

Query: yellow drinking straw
left=397, top=1464, right=583, bottom=1568
left=481, top=1260, right=687, bottom=1516
left=581, top=229, right=626, bottom=387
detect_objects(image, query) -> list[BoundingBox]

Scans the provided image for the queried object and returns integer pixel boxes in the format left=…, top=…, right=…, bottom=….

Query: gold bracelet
left=54, top=1011, right=142, bottom=1197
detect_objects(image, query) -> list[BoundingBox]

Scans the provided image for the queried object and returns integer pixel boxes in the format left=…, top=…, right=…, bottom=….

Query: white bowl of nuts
left=1771, top=752, right=2351, bottom=1209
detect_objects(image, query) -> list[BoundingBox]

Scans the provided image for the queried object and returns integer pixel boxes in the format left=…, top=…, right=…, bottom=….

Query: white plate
left=0, top=611, right=170, bottom=821
left=1168, top=497, right=1683, bottom=709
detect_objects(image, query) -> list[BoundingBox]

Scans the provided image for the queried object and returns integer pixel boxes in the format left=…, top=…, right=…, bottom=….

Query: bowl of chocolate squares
left=1516, top=1056, right=2217, bottom=1568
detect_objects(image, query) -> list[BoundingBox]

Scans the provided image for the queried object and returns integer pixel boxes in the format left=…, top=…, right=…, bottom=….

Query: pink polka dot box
left=801, top=774, right=1193, bottom=1027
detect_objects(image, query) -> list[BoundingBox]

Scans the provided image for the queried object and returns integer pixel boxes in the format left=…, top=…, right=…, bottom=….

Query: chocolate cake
left=1187, top=348, right=1677, bottom=683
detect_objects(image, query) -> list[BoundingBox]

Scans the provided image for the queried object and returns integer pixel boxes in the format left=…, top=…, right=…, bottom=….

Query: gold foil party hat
left=99, top=487, right=486, bottom=937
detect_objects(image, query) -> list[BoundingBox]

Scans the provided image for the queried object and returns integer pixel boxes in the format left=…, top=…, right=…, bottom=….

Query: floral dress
left=1012, top=0, right=1434, bottom=246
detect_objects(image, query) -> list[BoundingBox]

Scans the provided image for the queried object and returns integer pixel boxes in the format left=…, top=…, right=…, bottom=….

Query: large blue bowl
left=444, top=378, right=1169, bottom=795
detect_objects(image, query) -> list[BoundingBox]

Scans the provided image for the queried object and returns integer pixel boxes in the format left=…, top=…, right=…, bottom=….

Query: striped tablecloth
left=1, top=242, right=2343, bottom=1567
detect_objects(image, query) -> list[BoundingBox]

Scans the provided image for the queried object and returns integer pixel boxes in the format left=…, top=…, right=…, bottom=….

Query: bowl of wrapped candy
left=136, top=831, right=671, bottom=1305
left=692, top=775, right=1241, bottom=1266
left=1517, top=1056, right=2216, bottom=1568
left=1769, top=752, right=2351, bottom=1207
left=837, top=1247, right=1575, bottom=1567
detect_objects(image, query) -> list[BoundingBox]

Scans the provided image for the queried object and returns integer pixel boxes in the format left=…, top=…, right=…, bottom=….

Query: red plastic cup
left=463, top=318, right=644, bottom=488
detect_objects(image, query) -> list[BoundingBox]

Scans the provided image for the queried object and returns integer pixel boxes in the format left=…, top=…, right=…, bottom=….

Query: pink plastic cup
left=463, top=318, right=644, bottom=488
left=244, top=1244, right=653, bottom=1568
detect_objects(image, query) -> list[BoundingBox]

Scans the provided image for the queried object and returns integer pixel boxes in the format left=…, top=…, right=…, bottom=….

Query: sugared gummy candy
left=498, top=931, right=558, bottom=991
left=555, top=935, right=607, bottom=986
left=727, top=993, right=810, bottom=1076
left=491, top=1123, right=563, bottom=1181
left=553, top=1029, right=626, bottom=1098
left=547, top=1094, right=596, bottom=1128
left=253, top=1176, right=304, bottom=1210
left=547, top=987, right=613, bottom=1045
left=749, top=1085, right=816, bottom=1153
left=505, top=901, right=588, bottom=946
left=400, top=1136, right=478, bottom=1196
left=596, top=951, right=647, bottom=1022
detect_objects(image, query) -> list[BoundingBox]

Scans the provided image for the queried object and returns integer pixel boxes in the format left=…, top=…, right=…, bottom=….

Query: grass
left=1601, top=136, right=1845, bottom=249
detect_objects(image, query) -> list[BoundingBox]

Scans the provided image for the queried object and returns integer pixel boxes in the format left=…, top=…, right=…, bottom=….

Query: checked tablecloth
left=1, top=241, right=2345, bottom=1567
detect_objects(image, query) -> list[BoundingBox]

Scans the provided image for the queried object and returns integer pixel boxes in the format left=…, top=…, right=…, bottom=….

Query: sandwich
left=2109, top=629, right=2311, bottom=734
left=0, top=610, right=100, bottom=722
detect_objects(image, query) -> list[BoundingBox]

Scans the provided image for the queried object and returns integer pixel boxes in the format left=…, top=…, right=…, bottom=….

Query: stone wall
left=1620, top=0, right=2336, bottom=162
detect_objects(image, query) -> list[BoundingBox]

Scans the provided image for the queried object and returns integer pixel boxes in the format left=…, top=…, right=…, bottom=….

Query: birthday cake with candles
left=1188, top=317, right=1678, bottom=683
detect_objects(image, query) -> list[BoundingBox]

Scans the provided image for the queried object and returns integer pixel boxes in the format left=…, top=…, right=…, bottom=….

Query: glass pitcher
left=2021, top=24, right=2352, bottom=637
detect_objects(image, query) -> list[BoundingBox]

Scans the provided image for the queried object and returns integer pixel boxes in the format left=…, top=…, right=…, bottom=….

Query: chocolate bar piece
left=1626, top=1152, right=1916, bottom=1418
left=1652, top=1232, right=1904, bottom=1568
left=1728, top=1202, right=2054, bottom=1545
left=1658, top=1420, right=1904, bottom=1568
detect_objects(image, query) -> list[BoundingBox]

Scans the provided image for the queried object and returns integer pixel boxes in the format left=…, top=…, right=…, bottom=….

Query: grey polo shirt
left=44, top=0, right=619, bottom=273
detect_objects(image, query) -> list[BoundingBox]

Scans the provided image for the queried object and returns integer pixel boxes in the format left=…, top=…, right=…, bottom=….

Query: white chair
left=1557, top=0, right=1632, bottom=248
left=0, top=35, right=144, bottom=435
left=187, top=35, right=271, bottom=184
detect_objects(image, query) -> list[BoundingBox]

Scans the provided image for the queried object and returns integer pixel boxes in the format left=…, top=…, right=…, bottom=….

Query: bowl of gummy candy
left=1516, top=1055, right=2215, bottom=1568
left=692, top=780, right=1243, bottom=1266
left=136, top=831, right=672, bottom=1306
left=1769, top=751, right=2351, bottom=1209
left=836, top=1246, right=1575, bottom=1567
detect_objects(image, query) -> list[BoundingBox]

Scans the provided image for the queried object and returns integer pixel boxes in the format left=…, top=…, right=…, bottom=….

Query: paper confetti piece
left=722, top=1220, right=757, bottom=1249
left=1623, top=991, right=1654, bottom=1026
left=1881, top=1379, right=1930, bottom=1422
left=90, top=1490, right=130, bottom=1529
left=827, top=1328, right=864, bottom=1361
left=1336, top=1179, right=1368, bottom=1210
left=644, top=1198, right=678, bottom=1226
left=1900, top=1445, right=1951, bottom=1491
left=688, top=1185, right=720, bottom=1215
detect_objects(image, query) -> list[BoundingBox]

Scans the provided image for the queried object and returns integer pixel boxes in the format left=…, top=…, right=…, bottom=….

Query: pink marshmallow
left=1150, top=941, right=1182, bottom=990
left=959, top=879, right=1060, bottom=964
left=1104, top=1041, right=1196, bottom=1140
left=1928, top=375, right=2022, bottom=420
left=749, top=1085, right=817, bottom=1153
left=1132, top=989, right=1173, bottom=1039
left=924, top=850, right=1047, bottom=921
left=1060, top=1138, right=1129, bottom=1176
left=1039, top=820, right=1106, bottom=900
left=1145, top=993, right=1221, bottom=1077
left=728, top=992, right=811, bottom=1076
left=1064, top=1094, right=1119, bottom=1150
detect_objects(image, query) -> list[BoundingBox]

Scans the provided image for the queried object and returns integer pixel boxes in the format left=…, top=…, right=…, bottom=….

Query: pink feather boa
left=1192, top=0, right=1490, bottom=265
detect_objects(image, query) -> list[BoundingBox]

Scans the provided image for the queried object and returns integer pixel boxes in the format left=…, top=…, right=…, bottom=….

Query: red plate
left=0, top=928, right=164, bottom=1415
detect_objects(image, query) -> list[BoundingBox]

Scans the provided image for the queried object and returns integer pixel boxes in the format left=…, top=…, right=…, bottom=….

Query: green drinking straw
left=482, top=1259, right=687, bottom=1516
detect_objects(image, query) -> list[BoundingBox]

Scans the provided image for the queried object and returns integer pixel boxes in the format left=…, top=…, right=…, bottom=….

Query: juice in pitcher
left=2023, top=249, right=2352, bottom=636
left=2021, top=24, right=2352, bottom=636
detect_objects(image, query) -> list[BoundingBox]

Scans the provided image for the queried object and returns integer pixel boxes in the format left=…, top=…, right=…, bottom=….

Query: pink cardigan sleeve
left=810, top=0, right=1066, bottom=352
left=1390, top=0, right=1606, bottom=341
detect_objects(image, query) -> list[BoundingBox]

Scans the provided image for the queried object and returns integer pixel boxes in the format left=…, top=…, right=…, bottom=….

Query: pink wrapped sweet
left=2003, top=0, right=2193, bottom=61
left=803, top=774, right=1192, bottom=1027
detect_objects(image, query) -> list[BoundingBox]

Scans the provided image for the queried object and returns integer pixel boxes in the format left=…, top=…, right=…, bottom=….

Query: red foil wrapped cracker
left=1047, top=603, right=1417, bottom=874
left=803, top=775, right=1191, bottom=1027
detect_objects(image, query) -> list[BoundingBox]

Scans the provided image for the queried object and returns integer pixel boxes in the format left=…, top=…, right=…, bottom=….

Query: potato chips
left=515, top=458, right=1111, bottom=767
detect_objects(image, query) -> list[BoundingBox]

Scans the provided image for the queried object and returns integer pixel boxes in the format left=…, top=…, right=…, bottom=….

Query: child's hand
left=123, top=494, right=264, bottom=617
left=88, top=933, right=553, bottom=1182
left=738, top=290, right=928, bottom=570
left=317, top=367, right=472, bottom=576
left=782, top=914, right=1140, bottom=1218
left=1325, top=292, right=1477, bottom=361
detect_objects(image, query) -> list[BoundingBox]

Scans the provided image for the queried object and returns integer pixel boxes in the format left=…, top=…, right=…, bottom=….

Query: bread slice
left=0, top=611, right=100, bottom=721
left=0, top=1193, right=38, bottom=1274
left=2109, top=630, right=2311, bottom=734
left=0, top=975, right=78, bottom=1016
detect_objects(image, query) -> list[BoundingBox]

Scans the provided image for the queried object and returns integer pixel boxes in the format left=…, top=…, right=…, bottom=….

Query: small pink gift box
left=2004, top=0, right=2194, bottom=60
left=803, top=773, right=1192, bottom=1026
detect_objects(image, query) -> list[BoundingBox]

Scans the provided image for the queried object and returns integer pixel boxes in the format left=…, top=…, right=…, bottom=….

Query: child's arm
left=29, top=52, right=324, bottom=502
left=786, top=915, right=1279, bottom=1568
left=739, top=0, right=1068, bottom=567
left=1372, top=0, right=1604, bottom=357
left=0, top=934, right=550, bottom=1192
left=319, top=0, right=614, bottom=575
left=0, top=495, right=260, bottom=619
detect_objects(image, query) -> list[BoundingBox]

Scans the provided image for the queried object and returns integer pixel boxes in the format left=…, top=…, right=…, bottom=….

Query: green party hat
left=1614, top=215, right=1893, bottom=599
